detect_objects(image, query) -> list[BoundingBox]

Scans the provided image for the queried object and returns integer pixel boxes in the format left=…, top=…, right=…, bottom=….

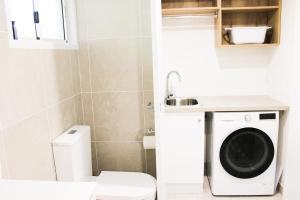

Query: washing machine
left=206, top=111, right=279, bottom=196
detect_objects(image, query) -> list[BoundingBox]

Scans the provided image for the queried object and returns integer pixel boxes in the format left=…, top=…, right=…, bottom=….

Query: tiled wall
left=0, top=0, right=82, bottom=180
left=0, top=0, right=155, bottom=179
left=76, top=0, right=156, bottom=177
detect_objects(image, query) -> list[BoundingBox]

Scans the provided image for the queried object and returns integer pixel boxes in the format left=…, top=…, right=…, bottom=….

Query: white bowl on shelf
left=224, top=26, right=272, bottom=45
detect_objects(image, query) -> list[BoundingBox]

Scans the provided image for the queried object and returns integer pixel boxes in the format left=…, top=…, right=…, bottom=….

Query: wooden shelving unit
left=221, top=0, right=279, bottom=7
left=161, top=0, right=282, bottom=47
left=221, top=6, right=279, bottom=12
left=162, top=7, right=218, bottom=16
left=218, top=0, right=282, bottom=47
left=162, top=0, right=218, bottom=16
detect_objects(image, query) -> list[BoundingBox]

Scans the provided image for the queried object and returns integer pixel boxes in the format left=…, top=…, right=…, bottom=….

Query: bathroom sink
left=165, top=98, right=198, bottom=106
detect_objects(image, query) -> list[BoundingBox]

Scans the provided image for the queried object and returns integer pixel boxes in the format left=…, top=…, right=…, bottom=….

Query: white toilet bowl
left=52, top=126, right=156, bottom=200
left=88, top=171, right=156, bottom=200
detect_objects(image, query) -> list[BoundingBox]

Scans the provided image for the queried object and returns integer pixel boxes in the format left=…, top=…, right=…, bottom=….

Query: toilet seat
left=90, top=171, right=156, bottom=200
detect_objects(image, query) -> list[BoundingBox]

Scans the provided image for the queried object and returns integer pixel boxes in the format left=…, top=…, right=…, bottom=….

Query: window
left=5, top=0, right=78, bottom=49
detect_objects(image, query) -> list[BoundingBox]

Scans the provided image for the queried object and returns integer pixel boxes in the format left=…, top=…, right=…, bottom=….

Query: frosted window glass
left=37, top=0, right=65, bottom=40
left=8, top=0, right=36, bottom=40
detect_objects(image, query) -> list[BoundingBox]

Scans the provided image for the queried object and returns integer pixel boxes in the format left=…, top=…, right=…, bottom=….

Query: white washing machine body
left=207, top=111, right=279, bottom=196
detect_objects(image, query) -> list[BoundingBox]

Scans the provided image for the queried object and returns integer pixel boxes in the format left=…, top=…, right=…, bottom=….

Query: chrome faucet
left=166, top=70, right=181, bottom=98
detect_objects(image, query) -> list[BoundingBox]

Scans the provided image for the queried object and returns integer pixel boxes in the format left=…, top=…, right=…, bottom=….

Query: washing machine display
left=220, top=127, right=274, bottom=179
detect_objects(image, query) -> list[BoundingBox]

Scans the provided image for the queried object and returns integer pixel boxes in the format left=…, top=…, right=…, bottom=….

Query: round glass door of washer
left=220, top=128, right=274, bottom=179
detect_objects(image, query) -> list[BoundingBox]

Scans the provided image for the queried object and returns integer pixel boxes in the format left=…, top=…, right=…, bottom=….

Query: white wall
left=162, top=17, right=275, bottom=97
left=283, top=30, right=300, bottom=198
left=266, top=0, right=297, bottom=189
left=266, top=1, right=300, bottom=199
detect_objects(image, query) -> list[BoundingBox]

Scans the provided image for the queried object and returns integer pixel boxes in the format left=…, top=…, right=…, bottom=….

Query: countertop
left=0, top=179, right=97, bottom=200
left=164, top=96, right=289, bottom=113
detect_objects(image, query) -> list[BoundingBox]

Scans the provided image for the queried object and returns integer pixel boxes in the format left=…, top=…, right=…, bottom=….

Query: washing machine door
left=220, top=127, right=274, bottom=179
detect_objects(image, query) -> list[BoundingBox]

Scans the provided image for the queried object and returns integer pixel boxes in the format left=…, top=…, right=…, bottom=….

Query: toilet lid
left=94, top=171, right=156, bottom=200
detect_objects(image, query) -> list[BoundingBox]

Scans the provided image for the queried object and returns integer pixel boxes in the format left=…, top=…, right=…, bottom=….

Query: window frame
left=4, top=0, right=78, bottom=50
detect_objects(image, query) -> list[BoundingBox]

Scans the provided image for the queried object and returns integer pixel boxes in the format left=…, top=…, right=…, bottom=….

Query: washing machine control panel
left=259, top=113, right=277, bottom=120
left=244, top=114, right=252, bottom=122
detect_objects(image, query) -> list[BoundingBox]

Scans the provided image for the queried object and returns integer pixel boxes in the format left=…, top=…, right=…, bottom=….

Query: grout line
left=0, top=130, right=10, bottom=178
left=86, top=39, right=100, bottom=174
left=86, top=36, right=152, bottom=41
left=40, top=50, right=59, bottom=180
left=139, top=31, right=149, bottom=174
left=81, top=90, right=154, bottom=94
left=93, top=141, right=143, bottom=144
left=1, top=94, right=79, bottom=131
left=45, top=106, right=59, bottom=180
left=71, top=95, right=78, bottom=124
left=84, top=5, right=101, bottom=174
left=92, top=140, right=144, bottom=143
left=69, top=51, right=81, bottom=126
left=69, top=52, right=76, bottom=99
left=76, top=43, right=85, bottom=124
left=145, top=149, right=148, bottom=174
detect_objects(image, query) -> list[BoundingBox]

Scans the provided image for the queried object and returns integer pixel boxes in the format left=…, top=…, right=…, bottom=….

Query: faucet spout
left=166, top=70, right=181, bottom=98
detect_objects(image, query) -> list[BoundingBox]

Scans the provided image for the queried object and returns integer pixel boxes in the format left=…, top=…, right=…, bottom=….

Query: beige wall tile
left=0, top=129, right=9, bottom=178
left=96, top=142, right=145, bottom=172
left=47, top=98, right=77, bottom=140
left=93, top=92, right=144, bottom=141
left=76, top=0, right=155, bottom=175
left=0, top=44, right=47, bottom=127
left=140, top=38, right=154, bottom=91
left=139, top=0, right=152, bottom=37
left=0, top=31, right=6, bottom=40
left=143, top=91, right=155, bottom=133
left=42, top=50, right=75, bottom=105
left=3, top=112, right=56, bottom=180
left=78, top=42, right=92, bottom=92
left=82, top=93, right=93, bottom=115
left=0, top=0, right=7, bottom=32
left=146, top=150, right=156, bottom=178
left=74, top=94, right=84, bottom=124
left=91, top=142, right=99, bottom=175
left=81, top=93, right=96, bottom=140
left=70, top=51, right=81, bottom=95
left=82, top=114, right=96, bottom=141
left=92, top=159, right=99, bottom=176
left=86, top=0, right=139, bottom=39
left=0, top=3, right=82, bottom=180
left=89, top=39, right=142, bottom=92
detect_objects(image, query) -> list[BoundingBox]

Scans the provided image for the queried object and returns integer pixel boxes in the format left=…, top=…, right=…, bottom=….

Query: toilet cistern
left=166, top=70, right=181, bottom=98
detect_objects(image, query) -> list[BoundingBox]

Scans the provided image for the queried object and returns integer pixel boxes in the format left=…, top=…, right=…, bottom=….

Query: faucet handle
left=168, top=94, right=174, bottom=98
left=146, top=102, right=154, bottom=111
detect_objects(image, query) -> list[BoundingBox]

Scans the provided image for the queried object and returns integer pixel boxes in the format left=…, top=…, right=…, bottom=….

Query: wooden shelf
left=221, top=0, right=280, bottom=7
left=219, top=8, right=281, bottom=47
left=221, top=6, right=279, bottom=13
left=219, top=43, right=279, bottom=48
left=162, top=7, right=218, bottom=16
left=161, top=0, right=282, bottom=47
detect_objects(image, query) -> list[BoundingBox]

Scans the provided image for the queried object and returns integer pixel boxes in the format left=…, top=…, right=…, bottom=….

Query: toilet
left=52, top=126, right=156, bottom=200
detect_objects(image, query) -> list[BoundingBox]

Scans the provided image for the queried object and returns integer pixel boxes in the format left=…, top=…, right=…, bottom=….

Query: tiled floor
left=201, top=177, right=282, bottom=200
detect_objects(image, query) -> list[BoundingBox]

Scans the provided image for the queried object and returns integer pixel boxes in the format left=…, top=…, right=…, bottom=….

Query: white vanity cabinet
left=160, top=112, right=205, bottom=196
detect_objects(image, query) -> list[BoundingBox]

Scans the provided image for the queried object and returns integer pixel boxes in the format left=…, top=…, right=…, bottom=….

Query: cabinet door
left=161, top=112, right=205, bottom=184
